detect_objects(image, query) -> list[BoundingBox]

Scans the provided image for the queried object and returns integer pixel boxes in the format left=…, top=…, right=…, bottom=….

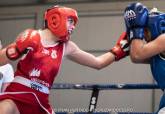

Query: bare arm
left=65, top=41, right=115, bottom=70
left=130, top=34, right=165, bottom=63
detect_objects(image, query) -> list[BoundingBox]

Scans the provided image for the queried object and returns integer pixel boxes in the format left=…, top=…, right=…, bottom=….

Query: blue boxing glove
left=124, top=2, right=149, bottom=41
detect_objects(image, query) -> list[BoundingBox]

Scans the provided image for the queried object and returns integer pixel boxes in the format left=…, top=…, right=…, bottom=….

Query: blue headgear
left=147, top=9, right=165, bottom=39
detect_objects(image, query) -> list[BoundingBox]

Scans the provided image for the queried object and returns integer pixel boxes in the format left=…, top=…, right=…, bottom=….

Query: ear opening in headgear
left=43, top=5, right=59, bottom=28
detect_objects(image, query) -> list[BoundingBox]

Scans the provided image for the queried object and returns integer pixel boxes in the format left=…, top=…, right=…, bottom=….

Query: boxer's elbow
left=130, top=51, right=145, bottom=63
left=92, top=62, right=103, bottom=70
left=89, top=59, right=106, bottom=70
left=93, top=60, right=112, bottom=70
left=130, top=55, right=142, bottom=63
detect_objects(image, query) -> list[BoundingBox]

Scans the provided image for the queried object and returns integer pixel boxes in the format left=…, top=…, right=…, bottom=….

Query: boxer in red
left=0, top=5, right=129, bottom=114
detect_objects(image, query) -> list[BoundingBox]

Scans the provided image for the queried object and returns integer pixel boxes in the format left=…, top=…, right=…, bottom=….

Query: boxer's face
left=67, top=17, right=76, bottom=35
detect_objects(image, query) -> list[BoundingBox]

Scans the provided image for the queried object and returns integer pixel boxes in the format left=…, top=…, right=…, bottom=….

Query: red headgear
left=44, top=6, right=78, bottom=41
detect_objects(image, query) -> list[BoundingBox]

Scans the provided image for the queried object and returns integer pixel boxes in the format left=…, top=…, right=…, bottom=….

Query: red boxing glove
left=6, top=43, right=21, bottom=60
left=110, top=32, right=129, bottom=61
left=16, top=29, right=40, bottom=53
left=6, top=29, right=40, bottom=60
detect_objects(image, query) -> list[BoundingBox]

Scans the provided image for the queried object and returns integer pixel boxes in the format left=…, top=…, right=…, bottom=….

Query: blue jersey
left=150, top=54, right=165, bottom=111
left=150, top=54, right=165, bottom=89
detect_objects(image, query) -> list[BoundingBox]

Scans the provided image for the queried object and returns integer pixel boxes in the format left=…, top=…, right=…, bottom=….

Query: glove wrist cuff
left=110, top=46, right=121, bottom=61
left=129, top=28, right=145, bottom=41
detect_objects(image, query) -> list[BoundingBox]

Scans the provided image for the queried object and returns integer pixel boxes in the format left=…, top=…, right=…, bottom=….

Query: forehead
left=68, top=17, right=74, bottom=20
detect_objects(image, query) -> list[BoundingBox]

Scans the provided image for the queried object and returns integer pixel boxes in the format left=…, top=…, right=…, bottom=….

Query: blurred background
left=0, top=0, right=164, bottom=113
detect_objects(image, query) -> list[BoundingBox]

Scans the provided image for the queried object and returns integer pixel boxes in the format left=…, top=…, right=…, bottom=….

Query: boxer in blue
left=124, top=2, right=165, bottom=114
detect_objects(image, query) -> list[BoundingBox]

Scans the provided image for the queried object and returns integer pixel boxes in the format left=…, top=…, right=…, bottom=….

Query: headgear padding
left=147, top=9, right=165, bottom=39
left=44, top=6, right=78, bottom=41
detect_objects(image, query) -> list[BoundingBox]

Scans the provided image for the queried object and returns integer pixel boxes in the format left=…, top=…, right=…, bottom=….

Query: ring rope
left=51, top=83, right=160, bottom=90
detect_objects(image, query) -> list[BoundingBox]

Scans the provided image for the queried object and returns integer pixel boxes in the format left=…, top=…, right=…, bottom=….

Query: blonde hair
left=150, top=7, right=163, bottom=14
